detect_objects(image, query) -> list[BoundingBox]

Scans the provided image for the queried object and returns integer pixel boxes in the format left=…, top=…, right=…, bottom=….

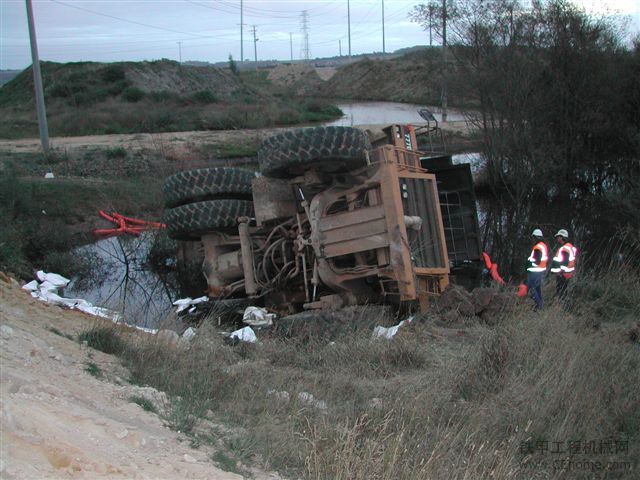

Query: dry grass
left=118, top=269, right=639, bottom=479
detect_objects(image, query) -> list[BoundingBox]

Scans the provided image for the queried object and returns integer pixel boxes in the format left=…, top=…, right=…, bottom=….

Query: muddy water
left=325, top=101, right=466, bottom=127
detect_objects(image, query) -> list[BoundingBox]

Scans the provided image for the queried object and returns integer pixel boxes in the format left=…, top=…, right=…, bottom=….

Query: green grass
left=216, top=142, right=258, bottom=158
left=84, top=362, right=103, bottom=378
left=129, top=395, right=158, bottom=413
left=0, top=153, right=164, bottom=278
left=0, top=60, right=344, bottom=139
left=112, top=268, right=639, bottom=479
left=48, top=327, right=74, bottom=340
left=78, top=327, right=125, bottom=355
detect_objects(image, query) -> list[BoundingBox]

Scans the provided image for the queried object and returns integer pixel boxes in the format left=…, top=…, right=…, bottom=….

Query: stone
left=183, top=454, right=197, bottom=463
left=0, top=325, right=14, bottom=339
left=472, top=288, right=495, bottom=314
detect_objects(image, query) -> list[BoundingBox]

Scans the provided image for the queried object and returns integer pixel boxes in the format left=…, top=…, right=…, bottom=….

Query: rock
left=156, top=329, right=180, bottom=348
left=437, top=285, right=475, bottom=317
left=441, top=310, right=462, bottom=325
left=472, top=288, right=495, bottom=314
left=116, top=429, right=129, bottom=439
left=183, top=454, right=197, bottom=463
left=1, top=325, right=14, bottom=339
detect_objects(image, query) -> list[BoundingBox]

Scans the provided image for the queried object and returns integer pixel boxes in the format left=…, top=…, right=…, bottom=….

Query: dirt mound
left=0, top=60, right=246, bottom=109
left=436, top=284, right=515, bottom=325
left=318, top=51, right=444, bottom=104
left=0, top=276, right=259, bottom=479
left=267, top=64, right=323, bottom=95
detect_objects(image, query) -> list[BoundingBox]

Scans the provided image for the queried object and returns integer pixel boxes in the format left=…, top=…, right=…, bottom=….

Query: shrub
left=122, top=86, right=145, bottom=102
left=105, top=147, right=127, bottom=159
left=190, top=90, right=218, bottom=104
left=78, top=327, right=125, bottom=355
left=129, top=395, right=157, bottom=413
left=100, top=64, right=126, bottom=83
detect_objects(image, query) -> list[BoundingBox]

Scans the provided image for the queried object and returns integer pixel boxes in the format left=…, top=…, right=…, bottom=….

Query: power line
left=49, top=0, right=228, bottom=40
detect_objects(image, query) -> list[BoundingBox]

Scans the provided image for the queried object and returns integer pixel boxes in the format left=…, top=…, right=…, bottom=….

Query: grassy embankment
left=75, top=262, right=640, bottom=479
left=0, top=135, right=262, bottom=279
left=0, top=60, right=341, bottom=139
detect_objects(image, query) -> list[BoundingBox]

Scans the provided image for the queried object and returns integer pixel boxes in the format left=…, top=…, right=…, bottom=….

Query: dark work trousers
left=556, top=275, right=569, bottom=299
left=527, top=271, right=544, bottom=310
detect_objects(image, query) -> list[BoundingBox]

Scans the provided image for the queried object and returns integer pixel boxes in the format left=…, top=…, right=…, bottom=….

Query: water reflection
left=65, top=232, right=177, bottom=329
left=325, top=101, right=466, bottom=127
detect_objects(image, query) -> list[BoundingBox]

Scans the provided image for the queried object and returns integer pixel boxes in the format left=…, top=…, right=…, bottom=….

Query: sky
left=1, top=0, right=639, bottom=70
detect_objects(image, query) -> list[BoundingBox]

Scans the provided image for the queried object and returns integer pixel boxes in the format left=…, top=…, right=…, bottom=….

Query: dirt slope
left=0, top=277, right=255, bottom=479
left=318, top=51, right=445, bottom=104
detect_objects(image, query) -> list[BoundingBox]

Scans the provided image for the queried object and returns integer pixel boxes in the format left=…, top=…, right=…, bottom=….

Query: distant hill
left=0, top=70, right=21, bottom=86
left=0, top=60, right=341, bottom=139
left=317, top=49, right=448, bottom=105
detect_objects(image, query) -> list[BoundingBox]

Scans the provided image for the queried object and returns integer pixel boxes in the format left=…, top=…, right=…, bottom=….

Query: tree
left=412, top=0, right=640, bottom=271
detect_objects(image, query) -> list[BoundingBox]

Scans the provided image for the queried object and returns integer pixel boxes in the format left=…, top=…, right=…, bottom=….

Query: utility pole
left=251, top=25, right=258, bottom=70
left=289, top=32, right=293, bottom=62
left=441, top=0, right=448, bottom=122
left=25, top=0, right=49, bottom=151
left=382, top=0, right=386, bottom=54
left=177, top=41, right=182, bottom=63
left=300, top=10, right=310, bottom=62
left=339, top=39, right=342, bottom=57
left=347, top=0, right=352, bottom=57
left=240, top=0, right=244, bottom=62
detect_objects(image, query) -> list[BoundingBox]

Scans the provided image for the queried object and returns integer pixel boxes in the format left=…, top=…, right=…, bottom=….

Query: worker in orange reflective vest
left=550, top=229, right=577, bottom=299
left=526, top=229, right=548, bottom=310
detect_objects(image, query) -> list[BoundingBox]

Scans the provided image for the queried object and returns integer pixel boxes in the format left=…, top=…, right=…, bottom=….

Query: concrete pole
left=251, top=25, right=258, bottom=70
left=240, top=0, right=244, bottom=62
left=382, top=0, right=385, bottom=54
left=347, top=0, right=351, bottom=57
left=441, top=0, right=448, bottom=122
left=289, top=32, right=293, bottom=61
left=25, top=0, right=49, bottom=151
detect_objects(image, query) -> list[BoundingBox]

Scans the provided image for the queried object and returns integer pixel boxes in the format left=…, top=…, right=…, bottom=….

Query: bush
left=100, top=65, right=126, bottom=83
left=122, top=86, right=145, bottom=102
left=190, top=90, right=218, bottom=104
left=105, top=147, right=127, bottom=159
left=78, top=327, right=125, bottom=355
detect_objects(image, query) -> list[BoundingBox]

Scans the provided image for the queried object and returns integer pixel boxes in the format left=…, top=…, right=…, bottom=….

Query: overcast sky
left=1, top=0, right=639, bottom=70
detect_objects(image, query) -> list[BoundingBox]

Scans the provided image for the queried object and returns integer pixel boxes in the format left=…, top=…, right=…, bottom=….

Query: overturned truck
left=163, top=125, right=481, bottom=314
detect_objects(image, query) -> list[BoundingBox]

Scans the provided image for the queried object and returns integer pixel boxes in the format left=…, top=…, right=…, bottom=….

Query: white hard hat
left=555, top=229, right=569, bottom=239
left=532, top=228, right=543, bottom=237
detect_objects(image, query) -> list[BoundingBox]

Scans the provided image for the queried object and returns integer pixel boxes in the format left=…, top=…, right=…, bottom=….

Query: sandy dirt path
left=0, top=129, right=286, bottom=155
left=0, top=277, right=277, bottom=480
left=0, top=122, right=472, bottom=155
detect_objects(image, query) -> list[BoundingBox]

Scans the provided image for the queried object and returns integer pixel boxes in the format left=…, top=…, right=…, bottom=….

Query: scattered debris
left=267, top=389, right=328, bottom=411
left=266, top=389, right=291, bottom=402
left=242, top=306, right=276, bottom=327
left=297, top=392, right=328, bottom=411
left=227, top=326, right=257, bottom=344
left=182, top=327, right=197, bottom=340
left=172, top=296, right=209, bottom=314
left=373, top=316, right=414, bottom=339
left=21, top=271, right=161, bottom=334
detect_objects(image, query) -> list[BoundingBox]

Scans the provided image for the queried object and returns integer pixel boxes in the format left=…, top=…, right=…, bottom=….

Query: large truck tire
left=165, top=199, right=254, bottom=240
left=163, top=167, right=255, bottom=209
left=258, top=126, right=371, bottom=178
